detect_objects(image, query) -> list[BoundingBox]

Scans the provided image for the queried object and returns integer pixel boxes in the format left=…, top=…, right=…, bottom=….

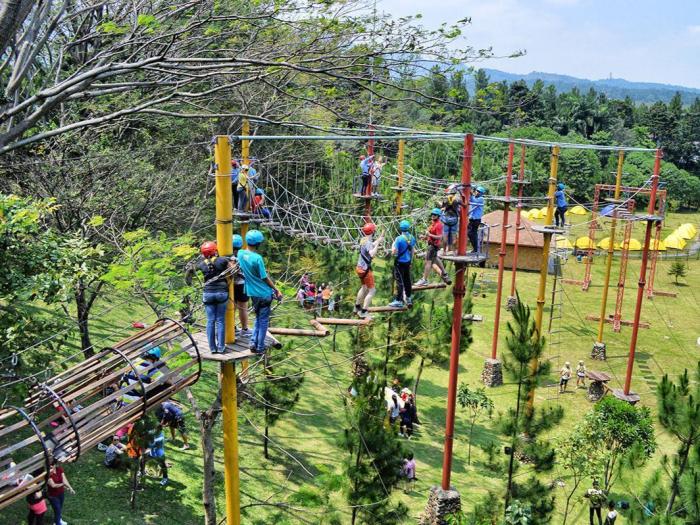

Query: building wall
left=486, top=244, right=542, bottom=272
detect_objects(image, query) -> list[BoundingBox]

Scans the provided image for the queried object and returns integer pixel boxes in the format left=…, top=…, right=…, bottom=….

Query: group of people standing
left=231, top=159, right=270, bottom=218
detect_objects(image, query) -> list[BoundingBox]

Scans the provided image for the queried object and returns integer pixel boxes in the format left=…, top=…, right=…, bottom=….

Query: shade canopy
left=554, top=237, right=574, bottom=249
left=676, top=223, right=697, bottom=240
left=651, top=238, right=667, bottom=251
left=664, top=234, right=687, bottom=250
left=625, top=238, right=642, bottom=251
left=597, top=237, right=620, bottom=250
left=575, top=236, right=596, bottom=249
left=568, top=205, right=588, bottom=216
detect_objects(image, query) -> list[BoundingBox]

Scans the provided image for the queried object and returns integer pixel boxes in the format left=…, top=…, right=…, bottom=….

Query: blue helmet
left=246, top=229, right=264, bottom=246
left=431, top=208, right=442, bottom=216
left=143, top=346, right=161, bottom=360
left=232, top=234, right=243, bottom=249
left=399, top=220, right=411, bottom=232
left=557, top=183, right=565, bottom=190
left=476, top=185, right=486, bottom=194
left=255, top=188, right=264, bottom=196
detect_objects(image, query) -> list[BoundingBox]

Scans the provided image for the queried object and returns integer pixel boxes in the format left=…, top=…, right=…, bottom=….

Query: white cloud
left=688, top=25, right=700, bottom=34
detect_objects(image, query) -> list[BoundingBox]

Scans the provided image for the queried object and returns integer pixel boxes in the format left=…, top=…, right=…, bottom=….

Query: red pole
left=491, top=142, right=514, bottom=359
left=623, top=148, right=662, bottom=395
left=441, top=133, right=473, bottom=490
left=510, top=145, right=526, bottom=297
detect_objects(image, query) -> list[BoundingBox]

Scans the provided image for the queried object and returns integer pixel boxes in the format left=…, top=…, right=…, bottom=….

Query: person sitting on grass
left=388, top=220, right=416, bottom=309
left=416, top=208, right=451, bottom=287
left=237, top=230, right=283, bottom=355
left=156, top=401, right=190, bottom=451
left=103, top=435, right=127, bottom=469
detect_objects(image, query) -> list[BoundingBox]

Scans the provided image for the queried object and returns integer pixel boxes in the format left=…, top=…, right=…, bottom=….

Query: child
left=441, top=184, right=462, bottom=253
left=468, top=185, right=486, bottom=253
left=355, top=222, right=384, bottom=319
left=560, top=362, right=572, bottom=393
left=370, top=155, right=384, bottom=196
left=144, top=428, right=169, bottom=487
left=554, top=183, right=568, bottom=228
left=415, top=208, right=451, bottom=286
left=576, top=360, right=587, bottom=388
left=26, top=484, right=47, bottom=525
left=605, top=501, right=617, bottom=525
left=402, top=453, right=417, bottom=493
left=389, top=220, right=416, bottom=308
left=359, top=154, right=374, bottom=196
left=252, top=188, right=271, bottom=219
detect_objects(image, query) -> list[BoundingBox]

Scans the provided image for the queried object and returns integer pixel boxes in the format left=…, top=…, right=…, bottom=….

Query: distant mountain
left=471, top=69, right=700, bottom=105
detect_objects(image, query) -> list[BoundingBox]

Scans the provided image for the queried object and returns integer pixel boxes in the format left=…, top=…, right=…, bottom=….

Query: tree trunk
left=413, top=356, right=425, bottom=400
left=264, top=409, right=270, bottom=460
left=332, top=324, right=338, bottom=352
left=667, top=441, right=692, bottom=514
left=505, top=364, right=525, bottom=512
left=75, top=279, right=97, bottom=358
left=468, top=419, right=475, bottom=465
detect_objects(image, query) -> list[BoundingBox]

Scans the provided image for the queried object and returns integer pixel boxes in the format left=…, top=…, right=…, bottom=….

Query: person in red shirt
left=415, top=209, right=452, bottom=286
left=252, top=188, right=271, bottom=219
left=47, top=463, right=75, bottom=525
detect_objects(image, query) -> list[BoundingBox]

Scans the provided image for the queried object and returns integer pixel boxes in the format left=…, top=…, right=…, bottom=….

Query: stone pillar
left=591, top=342, right=606, bottom=361
left=481, top=358, right=503, bottom=387
left=420, top=486, right=462, bottom=525
left=505, top=295, right=518, bottom=311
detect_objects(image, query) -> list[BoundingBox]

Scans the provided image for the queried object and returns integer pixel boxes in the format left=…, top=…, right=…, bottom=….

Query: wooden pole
left=509, top=145, right=526, bottom=297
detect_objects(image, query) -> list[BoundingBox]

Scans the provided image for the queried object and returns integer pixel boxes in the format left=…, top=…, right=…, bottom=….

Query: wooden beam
left=315, top=317, right=370, bottom=326
left=267, top=327, right=328, bottom=337
left=412, top=282, right=447, bottom=291
left=585, top=315, right=650, bottom=329
left=366, top=305, right=408, bottom=313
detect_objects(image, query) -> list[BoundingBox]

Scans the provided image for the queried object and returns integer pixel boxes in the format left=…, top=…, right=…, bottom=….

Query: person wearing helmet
left=370, top=155, right=384, bottom=196
left=355, top=222, right=384, bottom=318
left=416, top=209, right=452, bottom=287
left=389, top=220, right=416, bottom=308
left=554, top=182, right=568, bottom=228
left=358, top=154, right=374, bottom=197
left=231, top=159, right=241, bottom=209
left=252, top=188, right=271, bottom=219
left=196, top=241, right=235, bottom=354
left=237, top=229, right=282, bottom=354
left=468, top=185, right=486, bottom=253
left=232, top=234, right=250, bottom=337
left=441, top=184, right=463, bottom=253
left=236, top=164, right=250, bottom=213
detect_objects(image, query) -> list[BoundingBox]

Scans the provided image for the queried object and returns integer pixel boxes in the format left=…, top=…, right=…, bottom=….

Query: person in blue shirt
left=144, top=428, right=168, bottom=486
left=358, top=154, right=374, bottom=196
left=389, top=220, right=416, bottom=308
left=237, top=230, right=282, bottom=354
left=468, top=185, right=486, bottom=253
left=156, top=401, right=190, bottom=450
left=554, top=182, right=568, bottom=227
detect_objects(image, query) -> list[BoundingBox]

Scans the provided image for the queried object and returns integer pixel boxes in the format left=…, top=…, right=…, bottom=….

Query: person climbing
left=554, top=182, right=568, bottom=228
left=401, top=452, right=417, bottom=493
left=370, top=155, right=384, bottom=196
left=196, top=241, right=234, bottom=354
left=47, top=463, right=75, bottom=525
left=144, top=427, right=169, bottom=487
left=236, top=164, right=250, bottom=213
left=237, top=230, right=283, bottom=355
left=359, top=154, right=374, bottom=196
left=156, top=401, right=190, bottom=451
left=230, top=159, right=240, bottom=209
left=232, top=234, right=251, bottom=337
left=416, top=208, right=452, bottom=287
left=576, top=360, right=587, bottom=388
left=441, top=184, right=462, bottom=254
left=120, top=347, right=167, bottom=405
left=389, top=220, right=416, bottom=308
left=605, top=501, right=617, bottom=525
left=468, top=185, right=486, bottom=253
left=355, top=222, right=384, bottom=319
left=584, top=480, right=606, bottom=525
left=252, top=188, right=271, bottom=219
left=560, top=361, right=572, bottom=393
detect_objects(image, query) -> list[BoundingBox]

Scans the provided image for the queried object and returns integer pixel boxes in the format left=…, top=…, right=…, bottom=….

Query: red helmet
left=361, top=222, right=376, bottom=235
left=359, top=155, right=366, bottom=161
left=200, top=241, right=217, bottom=257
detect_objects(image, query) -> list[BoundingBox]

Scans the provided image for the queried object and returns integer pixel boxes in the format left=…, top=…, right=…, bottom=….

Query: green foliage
left=458, top=383, right=494, bottom=465
left=504, top=500, right=532, bottom=525
left=668, top=261, right=688, bottom=284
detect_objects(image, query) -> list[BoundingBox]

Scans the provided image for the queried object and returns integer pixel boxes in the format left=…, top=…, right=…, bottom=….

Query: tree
left=457, top=384, right=494, bottom=465
left=668, top=261, right=688, bottom=285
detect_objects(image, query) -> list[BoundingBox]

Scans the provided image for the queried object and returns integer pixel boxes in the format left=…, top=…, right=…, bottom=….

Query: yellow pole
left=596, top=151, right=624, bottom=342
left=395, top=139, right=405, bottom=215
left=214, top=135, right=241, bottom=525
left=239, top=119, right=250, bottom=372
left=526, top=145, right=559, bottom=413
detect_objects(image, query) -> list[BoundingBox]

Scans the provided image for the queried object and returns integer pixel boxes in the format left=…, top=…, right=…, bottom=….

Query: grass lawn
left=3, top=212, right=699, bottom=525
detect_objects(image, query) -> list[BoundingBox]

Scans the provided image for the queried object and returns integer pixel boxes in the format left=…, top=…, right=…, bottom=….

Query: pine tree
left=668, top=261, right=688, bottom=285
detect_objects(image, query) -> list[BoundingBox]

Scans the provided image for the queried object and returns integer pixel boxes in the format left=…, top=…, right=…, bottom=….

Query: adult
left=400, top=395, right=417, bottom=439
left=230, top=159, right=240, bottom=209
left=441, top=184, right=462, bottom=253
left=554, top=182, right=568, bottom=228
left=468, top=185, right=486, bottom=253
left=370, top=155, right=384, bottom=196
left=389, top=220, right=416, bottom=308
left=354, top=222, right=384, bottom=319
left=359, top=154, right=374, bottom=196
left=196, top=241, right=234, bottom=354
left=232, top=234, right=251, bottom=337
left=415, top=208, right=451, bottom=287
left=26, top=486, right=47, bottom=525
left=585, top=480, right=606, bottom=525
left=156, top=401, right=190, bottom=450
left=237, top=230, right=283, bottom=355
left=236, top=164, right=251, bottom=213
left=388, top=394, right=400, bottom=425
left=104, top=435, right=127, bottom=468
left=560, top=362, right=572, bottom=393
left=47, top=463, right=74, bottom=525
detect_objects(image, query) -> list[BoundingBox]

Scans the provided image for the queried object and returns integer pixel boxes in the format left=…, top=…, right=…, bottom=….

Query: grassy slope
left=3, top=212, right=699, bottom=525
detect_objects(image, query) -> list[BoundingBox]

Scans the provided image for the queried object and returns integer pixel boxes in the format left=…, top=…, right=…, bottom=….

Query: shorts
left=356, top=267, right=375, bottom=288
left=444, top=223, right=457, bottom=239
left=171, top=417, right=187, bottom=435
left=426, top=244, right=440, bottom=262
left=577, top=372, right=585, bottom=378
left=560, top=377, right=569, bottom=386
left=234, top=283, right=249, bottom=303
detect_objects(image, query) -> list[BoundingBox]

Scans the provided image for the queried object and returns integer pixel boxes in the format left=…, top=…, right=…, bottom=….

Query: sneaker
left=249, top=344, right=257, bottom=352
left=60, top=521, right=68, bottom=525
left=357, top=309, right=366, bottom=318
left=388, top=300, right=405, bottom=308
left=353, top=304, right=362, bottom=314
left=406, top=297, right=413, bottom=307
left=217, top=348, right=227, bottom=354
left=181, top=444, right=190, bottom=451
left=97, top=443, right=108, bottom=451
left=414, top=278, right=429, bottom=286
left=239, top=329, right=252, bottom=338
left=160, top=478, right=169, bottom=486
left=441, top=273, right=452, bottom=285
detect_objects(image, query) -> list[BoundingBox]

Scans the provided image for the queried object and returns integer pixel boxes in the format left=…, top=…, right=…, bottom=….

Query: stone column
left=481, top=358, right=503, bottom=387
left=591, top=342, right=606, bottom=361
left=420, top=486, right=462, bottom=525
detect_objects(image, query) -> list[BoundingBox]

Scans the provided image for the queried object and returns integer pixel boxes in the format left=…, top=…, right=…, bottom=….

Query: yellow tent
left=625, top=238, right=642, bottom=251
left=651, top=238, right=667, bottom=251
left=528, top=208, right=543, bottom=219
left=597, top=237, right=620, bottom=250
left=554, top=237, right=574, bottom=249
left=568, top=205, right=587, bottom=216
left=575, top=236, right=595, bottom=249
left=665, top=234, right=687, bottom=250
left=539, top=207, right=549, bottom=218
left=676, top=223, right=697, bottom=240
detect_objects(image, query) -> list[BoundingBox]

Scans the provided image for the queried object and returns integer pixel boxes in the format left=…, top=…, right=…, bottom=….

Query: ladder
left=546, top=246, right=568, bottom=401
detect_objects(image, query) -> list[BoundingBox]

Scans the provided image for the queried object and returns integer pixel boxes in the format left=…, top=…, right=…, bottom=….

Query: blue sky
left=379, top=0, right=700, bottom=88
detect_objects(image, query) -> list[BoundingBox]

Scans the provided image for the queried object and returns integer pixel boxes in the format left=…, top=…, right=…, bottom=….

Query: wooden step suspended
left=584, top=314, right=650, bottom=329
left=439, top=253, right=488, bottom=264
left=315, top=317, right=371, bottom=326
left=412, top=282, right=448, bottom=291
left=366, top=305, right=409, bottom=313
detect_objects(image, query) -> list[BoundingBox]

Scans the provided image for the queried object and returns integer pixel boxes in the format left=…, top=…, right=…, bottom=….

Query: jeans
left=251, top=297, right=273, bottom=352
left=394, top=262, right=412, bottom=303
left=237, top=188, right=248, bottom=212
left=28, top=511, right=45, bottom=525
left=48, top=493, right=64, bottom=525
left=468, top=218, right=481, bottom=252
left=203, top=291, right=228, bottom=352
left=589, top=506, right=602, bottom=525
left=555, top=206, right=567, bottom=227
left=360, top=174, right=370, bottom=196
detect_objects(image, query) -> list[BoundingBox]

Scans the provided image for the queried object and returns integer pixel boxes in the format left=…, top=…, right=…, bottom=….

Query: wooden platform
left=531, top=225, right=566, bottom=235
left=611, top=388, right=641, bottom=405
left=413, top=282, right=448, bottom=291
left=585, top=314, right=650, bottom=329
left=367, top=305, right=408, bottom=313
left=352, top=193, right=382, bottom=200
left=649, top=290, right=678, bottom=298
left=634, top=214, right=664, bottom=222
left=438, top=253, right=488, bottom=264
left=315, top=317, right=370, bottom=326
left=182, top=331, right=281, bottom=362
left=562, top=279, right=585, bottom=285
left=490, top=196, right=519, bottom=204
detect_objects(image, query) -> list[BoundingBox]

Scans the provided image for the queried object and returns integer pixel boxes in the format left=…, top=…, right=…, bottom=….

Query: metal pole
left=624, top=149, right=662, bottom=395
left=441, top=133, right=473, bottom=490
left=491, top=142, right=514, bottom=359
left=509, top=145, right=526, bottom=297
left=526, top=145, right=559, bottom=414
left=596, top=151, right=624, bottom=342
left=214, top=135, right=241, bottom=525
left=241, top=118, right=251, bottom=238
left=395, top=139, right=405, bottom=215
